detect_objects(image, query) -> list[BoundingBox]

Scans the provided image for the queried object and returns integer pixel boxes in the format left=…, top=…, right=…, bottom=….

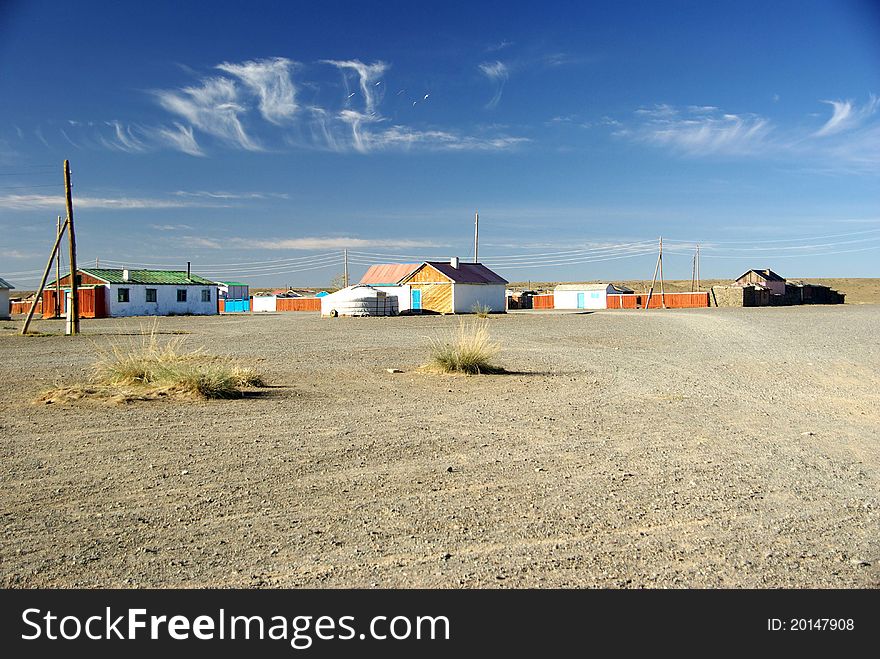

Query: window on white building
left=201, top=289, right=211, bottom=302
left=118, top=288, right=129, bottom=303
left=146, top=288, right=157, bottom=303
left=177, top=289, right=187, bottom=302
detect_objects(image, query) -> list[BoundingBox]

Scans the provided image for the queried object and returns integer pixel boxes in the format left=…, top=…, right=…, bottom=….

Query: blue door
left=577, top=292, right=585, bottom=309
left=411, top=288, right=422, bottom=310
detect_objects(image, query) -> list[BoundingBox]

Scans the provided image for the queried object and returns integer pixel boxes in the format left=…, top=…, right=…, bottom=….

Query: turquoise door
left=577, top=292, right=585, bottom=309
left=411, top=288, right=422, bottom=310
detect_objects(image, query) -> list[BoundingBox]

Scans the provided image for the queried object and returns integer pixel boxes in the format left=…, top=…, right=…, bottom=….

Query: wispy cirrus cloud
left=369, top=126, right=528, bottom=151
left=321, top=59, right=388, bottom=114
left=616, top=96, right=880, bottom=172
left=478, top=60, right=509, bottom=109
left=149, top=223, right=195, bottom=231
left=154, top=77, right=260, bottom=151
left=174, top=190, right=289, bottom=200
left=814, top=95, right=879, bottom=137
left=634, top=105, right=771, bottom=155
left=152, top=123, right=204, bottom=156
left=0, top=194, right=231, bottom=211
left=101, top=120, right=147, bottom=152
left=27, top=55, right=527, bottom=157
left=216, top=57, right=298, bottom=124
left=239, top=236, right=445, bottom=250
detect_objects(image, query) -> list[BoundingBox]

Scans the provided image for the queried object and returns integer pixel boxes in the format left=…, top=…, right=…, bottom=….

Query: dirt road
left=1, top=305, right=878, bottom=588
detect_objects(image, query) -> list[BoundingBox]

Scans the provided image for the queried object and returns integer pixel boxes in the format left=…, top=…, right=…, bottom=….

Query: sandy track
left=1, top=306, right=878, bottom=588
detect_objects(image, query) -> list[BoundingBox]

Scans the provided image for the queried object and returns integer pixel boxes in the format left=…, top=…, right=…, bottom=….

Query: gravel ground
left=1, top=305, right=878, bottom=588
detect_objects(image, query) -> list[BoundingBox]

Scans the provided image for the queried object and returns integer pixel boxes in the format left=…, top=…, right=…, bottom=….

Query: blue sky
left=2, top=0, right=879, bottom=287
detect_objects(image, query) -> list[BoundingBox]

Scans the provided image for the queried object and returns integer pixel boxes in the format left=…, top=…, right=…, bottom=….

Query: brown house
left=735, top=269, right=786, bottom=296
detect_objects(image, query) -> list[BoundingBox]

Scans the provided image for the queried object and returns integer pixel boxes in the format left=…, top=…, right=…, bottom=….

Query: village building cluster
left=3, top=262, right=846, bottom=320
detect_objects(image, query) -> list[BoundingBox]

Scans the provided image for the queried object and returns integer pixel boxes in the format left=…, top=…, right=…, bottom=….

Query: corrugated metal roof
left=74, top=268, right=217, bottom=285
left=416, top=261, right=508, bottom=285
left=218, top=281, right=248, bottom=287
left=0, top=277, right=14, bottom=289
left=359, top=263, right=421, bottom=285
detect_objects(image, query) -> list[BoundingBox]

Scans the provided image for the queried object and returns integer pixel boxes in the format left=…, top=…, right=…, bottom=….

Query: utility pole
left=21, top=219, right=67, bottom=335
left=55, top=216, right=62, bottom=318
left=63, top=160, right=79, bottom=335
left=696, top=244, right=701, bottom=291
left=658, top=236, right=666, bottom=308
left=343, top=249, right=349, bottom=288
left=473, top=210, right=479, bottom=263
left=644, top=236, right=666, bottom=309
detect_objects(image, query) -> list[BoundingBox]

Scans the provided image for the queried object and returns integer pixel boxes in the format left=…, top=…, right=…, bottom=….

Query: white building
left=554, top=283, right=634, bottom=310
left=50, top=268, right=218, bottom=317
left=0, top=277, right=13, bottom=320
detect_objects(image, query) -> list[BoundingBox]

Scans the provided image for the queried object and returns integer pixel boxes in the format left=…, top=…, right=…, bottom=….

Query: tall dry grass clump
left=427, top=318, right=503, bottom=374
left=40, top=324, right=264, bottom=403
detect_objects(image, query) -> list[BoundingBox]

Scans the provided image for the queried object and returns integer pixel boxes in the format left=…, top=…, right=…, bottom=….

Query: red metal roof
left=359, top=263, right=420, bottom=285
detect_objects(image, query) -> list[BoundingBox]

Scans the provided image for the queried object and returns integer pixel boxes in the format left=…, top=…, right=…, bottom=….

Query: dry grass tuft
left=471, top=303, right=491, bottom=318
left=38, top=324, right=264, bottom=404
left=426, top=318, right=504, bottom=375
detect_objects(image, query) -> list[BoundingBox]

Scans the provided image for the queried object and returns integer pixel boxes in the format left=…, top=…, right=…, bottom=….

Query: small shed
left=217, top=281, right=249, bottom=300
left=554, top=283, right=634, bottom=310
left=398, top=258, right=507, bottom=314
left=735, top=269, right=786, bottom=296
left=0, top=277, right=14, bottom=320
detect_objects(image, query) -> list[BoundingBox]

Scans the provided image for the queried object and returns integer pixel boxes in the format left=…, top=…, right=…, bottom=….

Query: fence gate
left=223, top=298, right=250, bottom=313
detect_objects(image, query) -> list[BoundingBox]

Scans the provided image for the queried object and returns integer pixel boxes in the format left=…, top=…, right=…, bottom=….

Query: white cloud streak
left=153, top=123, right=204, bottom=156
left=479, top=60, right=509, bottom=109
left=154, top=77, right=260, bottom=151
left=216, top=57, right=298, bottom=124
left=241, top=236, right=442, bottom=250
left=814, top=95, right=879, bottom=137
left=628, top=105, right=771, bottom=155
left=321, top=59, right=388, bottom=114
left=0, top=194, right=230, bottom=211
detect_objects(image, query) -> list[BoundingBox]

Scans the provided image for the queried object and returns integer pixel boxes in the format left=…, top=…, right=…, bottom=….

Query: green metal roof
left=74, top=268, right=217, bottom=285
left=0, top=277, right=14, bottom=289
left=218, top=281, right=249, bottom=287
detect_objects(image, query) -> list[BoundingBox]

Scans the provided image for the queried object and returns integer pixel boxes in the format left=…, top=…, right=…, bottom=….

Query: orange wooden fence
left=531, top=294, right=554, bottom=309
left=607, top=292, right=708, bottom=309
left=275, top=297, right=321, bottom=312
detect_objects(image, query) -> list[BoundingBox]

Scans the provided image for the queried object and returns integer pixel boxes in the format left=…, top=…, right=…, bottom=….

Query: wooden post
left=343, top=249, right=349, bottom=288
left=696, top=244, right=701, bottom=292
left=643, top=237, right=661, bottom=310
left=658, top=236, right=666, bottom=308
left=21, top=219, right=67, bottom=335
left=63, top=160, right=79, bottom=335
left=55, top=216, right=62, bottom=318
left=473, top=210, right=479, bottom=263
